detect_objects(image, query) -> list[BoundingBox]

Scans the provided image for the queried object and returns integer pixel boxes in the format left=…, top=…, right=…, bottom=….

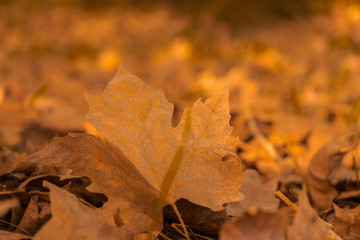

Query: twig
left=0, top=219, right=32, bottom=237
left=171, top=202, right=190, bottom=240
left=275, top=191, right=298, bottom=211
left=159, top=232, right=172, bottom=240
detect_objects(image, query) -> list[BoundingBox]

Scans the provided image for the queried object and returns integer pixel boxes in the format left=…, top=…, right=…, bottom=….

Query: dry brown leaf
left=287, top=189, right=341, bottom=240
left=332, top=203, right=360, bottom=240
left=15, top=174, right=107, bottom=208
left=13, top=196, right=50, bottom=236
left=25, top=133, right=159, bottom=234
left=3, top=199, right=25, bottom=233
left=226, top=169, right=279, bottom=216
left=34, top=182, right=133, bottom=240
left=85, top=69, right=243, bottom=210
left=0, top=162, right=76, bottom=211
left=219, top=209, right=288, bottom=240
left=332, top=204, right=352, bottom=238
left=307, top=130, right=360, bottom=212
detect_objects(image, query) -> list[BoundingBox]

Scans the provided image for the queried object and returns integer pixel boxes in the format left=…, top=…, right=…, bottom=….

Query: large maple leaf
left=85, top=69, right=243, bottom=210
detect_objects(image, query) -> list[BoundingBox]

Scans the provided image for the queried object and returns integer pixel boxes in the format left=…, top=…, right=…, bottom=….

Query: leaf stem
left=0, top=219, right=32, bottom=237
left=146, top=109, right=192, bottom=240
left=171, top=202, right=190, bottom=240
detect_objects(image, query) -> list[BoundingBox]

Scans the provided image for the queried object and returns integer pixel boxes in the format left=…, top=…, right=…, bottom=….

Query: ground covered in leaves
left=1, top=1, right=360, bottom=239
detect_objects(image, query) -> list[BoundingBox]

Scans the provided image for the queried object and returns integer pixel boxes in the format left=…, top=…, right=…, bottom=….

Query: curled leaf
left=307, top=130, right=360, bottom=212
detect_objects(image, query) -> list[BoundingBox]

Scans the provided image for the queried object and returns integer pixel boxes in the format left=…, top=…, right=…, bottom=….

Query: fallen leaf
left=85, top=69, right=243, bottom=211
left=226, top=169, right=279, bottom=216
left=0, top=161, right=73, bottom=204
left=25, top=133, right=159, bottom=234
left=287, top=188, right=341, bottom=240
left=14, top=196, right=51, bottom=235
left=0, top=165, right=111, bottom=237
left=332, top=203, right=360, bottom=240
left=219, top=209, right=288, bottom=240
left=332, top=203, right=352, bottom=237
left=33, top=182, right=133, bottom=240
left=8, top=200, right=25, bottom=233
left=307, top=130, right=360, bottom=212
left=16, top=174, right=107, bottom=208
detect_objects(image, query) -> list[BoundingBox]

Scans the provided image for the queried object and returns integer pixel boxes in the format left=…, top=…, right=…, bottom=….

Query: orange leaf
left=86, top=69, right=243, bottom=210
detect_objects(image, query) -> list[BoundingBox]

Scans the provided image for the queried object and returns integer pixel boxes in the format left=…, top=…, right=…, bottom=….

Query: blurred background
left=1, top=0, right=360, bottom=175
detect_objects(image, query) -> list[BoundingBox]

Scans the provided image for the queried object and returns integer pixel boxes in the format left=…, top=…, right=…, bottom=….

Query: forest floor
left=1, top=2, right=360, bottom=239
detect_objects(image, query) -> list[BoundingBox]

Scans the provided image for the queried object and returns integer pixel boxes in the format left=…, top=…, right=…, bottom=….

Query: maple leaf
left=85, top=69, right=243, bottom=210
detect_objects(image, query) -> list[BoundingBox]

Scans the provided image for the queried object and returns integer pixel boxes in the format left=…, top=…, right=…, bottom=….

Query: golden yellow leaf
left=86, top=69, right=243, bottom=211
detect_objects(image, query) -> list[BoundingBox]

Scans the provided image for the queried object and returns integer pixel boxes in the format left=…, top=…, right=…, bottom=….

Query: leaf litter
left=2, top=2, right=360, bottom=239
left=2, top=67, right=359, bottom=239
